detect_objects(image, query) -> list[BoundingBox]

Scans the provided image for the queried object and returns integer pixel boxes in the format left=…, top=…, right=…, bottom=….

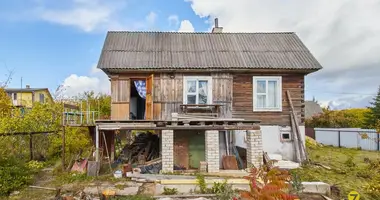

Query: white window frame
left=183, top=76, right=213, bottom=104
left=252, top=76, right=282, bottom=112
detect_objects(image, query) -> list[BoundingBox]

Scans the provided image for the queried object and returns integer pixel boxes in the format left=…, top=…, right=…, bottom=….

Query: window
left=39, top=94, right=45, bottom=103
left=253, top=76, right=282, bottom=111
left=13, top=93, right=17, bottom=101
left=183, top=76, right=212, bottom=104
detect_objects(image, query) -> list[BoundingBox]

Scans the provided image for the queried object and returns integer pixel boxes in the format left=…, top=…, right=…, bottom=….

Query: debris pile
left=119, top=132, right=160, bottom=165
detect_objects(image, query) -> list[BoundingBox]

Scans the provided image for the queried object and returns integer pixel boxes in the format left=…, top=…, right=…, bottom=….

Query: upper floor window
left=183, top=76, right=212, bottom=104
left=253, top=76, right=282, bottom=111
left=39, top=93, right=45, bottom=103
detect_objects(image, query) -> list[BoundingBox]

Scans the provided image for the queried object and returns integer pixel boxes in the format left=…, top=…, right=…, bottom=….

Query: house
left=305, top=100, right=323, bottom=119
left=5, top=85, right=53, bottom=108
left=95, top=19, right=322, bottom=172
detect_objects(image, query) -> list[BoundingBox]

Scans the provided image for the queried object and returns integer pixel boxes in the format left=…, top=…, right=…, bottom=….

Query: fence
left=315, top=128, right=380, bottom=151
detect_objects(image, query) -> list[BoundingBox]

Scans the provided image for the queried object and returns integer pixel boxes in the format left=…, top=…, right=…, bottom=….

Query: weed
left=115, top=184, right=127, bottom=190
left=344, top=156, right=356, bottom=168
left=196, top=174, right=207, bottom=194
left=55, top=172, right=94, bottom=184
left=162, top=187, right=178, bottom=195
left=290, top=171, right=304, bottom=195
left=211, top=180, right=238, bottom=200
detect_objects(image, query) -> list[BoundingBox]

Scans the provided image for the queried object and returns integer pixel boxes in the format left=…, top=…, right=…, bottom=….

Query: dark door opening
left=130, top=80, right=146, bottom=119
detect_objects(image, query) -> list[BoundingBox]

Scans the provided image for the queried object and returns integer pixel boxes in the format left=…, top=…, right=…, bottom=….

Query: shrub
left=162, top=187, right=178, bottom=195
left=240, top=164, right=299, bottom=200
left=0, top=157, right=33, bottom=196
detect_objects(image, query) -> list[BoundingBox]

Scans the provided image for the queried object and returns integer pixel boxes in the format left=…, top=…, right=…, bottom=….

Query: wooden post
left=30, top=133, right=33, bottom=160
left=102, top=132, right=113, bottom=173
left=62, top=126, right=66, bottom=171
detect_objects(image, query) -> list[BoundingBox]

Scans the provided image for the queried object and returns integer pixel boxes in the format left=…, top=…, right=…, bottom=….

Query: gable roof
left=305, top=101, right=323, bottom=119
left=97, top=31, right=322, bottom=72
left=5, top=88, right=49, bottom=93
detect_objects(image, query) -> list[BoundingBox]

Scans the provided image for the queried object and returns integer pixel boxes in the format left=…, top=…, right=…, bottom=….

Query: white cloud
left=187, top=0, right=380, bottom=109
left=62, top=63, right=109, bottom=97
left=178, top=20, right=195, bottom=32
left=38, top=0, right=126, bottom=32
left=145, top=11, right=157, bottom=24
left=168, top=15, right=179, bottom=26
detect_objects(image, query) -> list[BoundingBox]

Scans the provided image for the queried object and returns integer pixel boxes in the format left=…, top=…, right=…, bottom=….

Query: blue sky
left=1, top=0, right=379, bottom=108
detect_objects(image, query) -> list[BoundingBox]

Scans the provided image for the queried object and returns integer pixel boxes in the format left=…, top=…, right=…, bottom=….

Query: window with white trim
left=183, top=76, right=212, bottom=104
left=253, top=76, right=282, bottom=111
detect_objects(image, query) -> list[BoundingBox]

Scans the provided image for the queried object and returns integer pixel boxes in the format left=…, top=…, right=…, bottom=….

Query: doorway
left=130, top=80, right=146, bottom=119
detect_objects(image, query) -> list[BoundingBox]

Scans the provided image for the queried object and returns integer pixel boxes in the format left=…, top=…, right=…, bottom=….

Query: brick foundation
left=161, top=130, right=174, bottom=172
left=246, top=130, right=263, bottom=168
left=205, top=130, right=220, bottom=172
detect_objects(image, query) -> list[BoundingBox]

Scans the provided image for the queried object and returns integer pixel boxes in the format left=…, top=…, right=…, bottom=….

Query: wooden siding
left=110, top=72, right=305, bottom=126
left=111, top=77, right=130, bottom=120
left=232, top=73, right=305, bottom=126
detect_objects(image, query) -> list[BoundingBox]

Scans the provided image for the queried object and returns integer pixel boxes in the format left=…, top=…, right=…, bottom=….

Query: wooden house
left=96, top=20, right=322, bottom=172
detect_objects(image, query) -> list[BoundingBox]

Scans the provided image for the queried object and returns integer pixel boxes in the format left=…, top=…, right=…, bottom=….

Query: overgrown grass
left=292, top=142, right=380, bottom=200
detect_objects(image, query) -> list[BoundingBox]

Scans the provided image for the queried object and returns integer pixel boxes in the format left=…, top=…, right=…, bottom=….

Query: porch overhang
left=95, top=119, right=261, bottom=131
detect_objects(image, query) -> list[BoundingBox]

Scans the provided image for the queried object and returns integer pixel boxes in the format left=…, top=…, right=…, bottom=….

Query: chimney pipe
left=212, top=18, right=223, bottom=33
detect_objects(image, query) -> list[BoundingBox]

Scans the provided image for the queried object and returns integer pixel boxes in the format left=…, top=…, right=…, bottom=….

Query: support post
left=161, top=130, right=174, bottom=173
left=246, top=130, right=263, bottom=168
left=205, top=130, right=220, bottom=172
left=62, top=126, right=66, bottom=171
left=29, top=133, right=33, bottom=160
left=95, top=125, right=100, bottom=162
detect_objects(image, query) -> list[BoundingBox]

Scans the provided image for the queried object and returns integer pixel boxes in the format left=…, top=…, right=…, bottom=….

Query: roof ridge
left=107, top=31, right=295, bottom=34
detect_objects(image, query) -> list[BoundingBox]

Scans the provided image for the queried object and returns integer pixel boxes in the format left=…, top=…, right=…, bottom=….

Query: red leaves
left=240, top=166, right=299, bottom=200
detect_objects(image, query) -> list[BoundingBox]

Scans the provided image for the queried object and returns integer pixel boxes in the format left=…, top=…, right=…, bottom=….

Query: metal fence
left=315, top=128, right=380, bottom=151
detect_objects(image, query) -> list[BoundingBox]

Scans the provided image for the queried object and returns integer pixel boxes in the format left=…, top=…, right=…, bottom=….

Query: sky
left=0, top=0, right=379, bottom=109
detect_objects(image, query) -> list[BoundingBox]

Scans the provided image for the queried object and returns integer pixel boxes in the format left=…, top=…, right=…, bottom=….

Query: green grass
left=292, top=143, right=380, bottom=200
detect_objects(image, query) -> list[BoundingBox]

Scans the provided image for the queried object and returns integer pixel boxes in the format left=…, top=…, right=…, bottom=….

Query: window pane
left=268, top=81, right=278, bottom=107
left=198, top=81, right=208, bottom=104
left=187, top=95, right=196, bottom=104
left=256, top=95, right=266, bottom=108
left=257, top=80, right=266, bottom=93
left=187, top=80, right=196, bottom=93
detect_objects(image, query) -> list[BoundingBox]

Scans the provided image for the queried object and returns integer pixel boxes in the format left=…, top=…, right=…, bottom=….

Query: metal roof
left=97, top=31, right=323, bottom=71
left=5, top=88, right=49, bottom=93
left=305, top=101, right=323, bottom=119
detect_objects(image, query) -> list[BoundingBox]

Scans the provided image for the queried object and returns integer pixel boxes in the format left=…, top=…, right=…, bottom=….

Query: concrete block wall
left=161, top=130, right=174, bottom=172
left=205, top=130, right=220, bottom=172
left=246, top=130, right=263, bottom=168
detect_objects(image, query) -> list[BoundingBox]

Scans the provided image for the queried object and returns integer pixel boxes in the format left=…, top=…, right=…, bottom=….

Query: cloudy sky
left=0, top=0, right=379, bottom=108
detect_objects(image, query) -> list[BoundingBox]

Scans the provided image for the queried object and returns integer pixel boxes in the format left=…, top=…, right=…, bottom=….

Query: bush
left=162, top=187, right=178, bottom=195
left=0, top=157, right=33, bottom=196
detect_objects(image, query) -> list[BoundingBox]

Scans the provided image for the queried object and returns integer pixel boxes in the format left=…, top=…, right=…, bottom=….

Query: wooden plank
left=153, top=103, right=161, bottom=120
left=145, top=74, right=154, bottom=120
left=111, top=103, right=129, bottom=120
left=287, top=90, right=307, bottom=162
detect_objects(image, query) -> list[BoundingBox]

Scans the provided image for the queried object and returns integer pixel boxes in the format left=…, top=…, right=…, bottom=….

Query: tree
left=305, top=108, right=370, bottom=128
left=365, top=86, right=380, bottom=128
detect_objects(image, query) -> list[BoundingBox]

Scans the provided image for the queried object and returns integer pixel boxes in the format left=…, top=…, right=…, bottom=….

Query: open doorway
left=130, top=80, right=146, bottom=119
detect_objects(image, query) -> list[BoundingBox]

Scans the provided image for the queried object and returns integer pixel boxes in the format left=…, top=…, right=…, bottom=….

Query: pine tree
left=365, top=86, right=380, bottom=128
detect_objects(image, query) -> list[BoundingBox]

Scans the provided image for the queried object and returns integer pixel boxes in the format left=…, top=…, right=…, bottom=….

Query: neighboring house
left=305, top=100, right=323, bottom=119
left=96, top=20, right=322, bottom=172
left=5, top=85, right=53, bottom=108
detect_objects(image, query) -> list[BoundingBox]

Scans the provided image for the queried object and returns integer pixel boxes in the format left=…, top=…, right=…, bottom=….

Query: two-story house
left=5, top=85, right=53, bottom=108
left=95, top=20, right=322, bottom=173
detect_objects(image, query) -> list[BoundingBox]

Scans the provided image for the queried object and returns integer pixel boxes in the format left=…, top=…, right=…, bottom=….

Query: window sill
left=253, top=109, right=282, bottom=112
